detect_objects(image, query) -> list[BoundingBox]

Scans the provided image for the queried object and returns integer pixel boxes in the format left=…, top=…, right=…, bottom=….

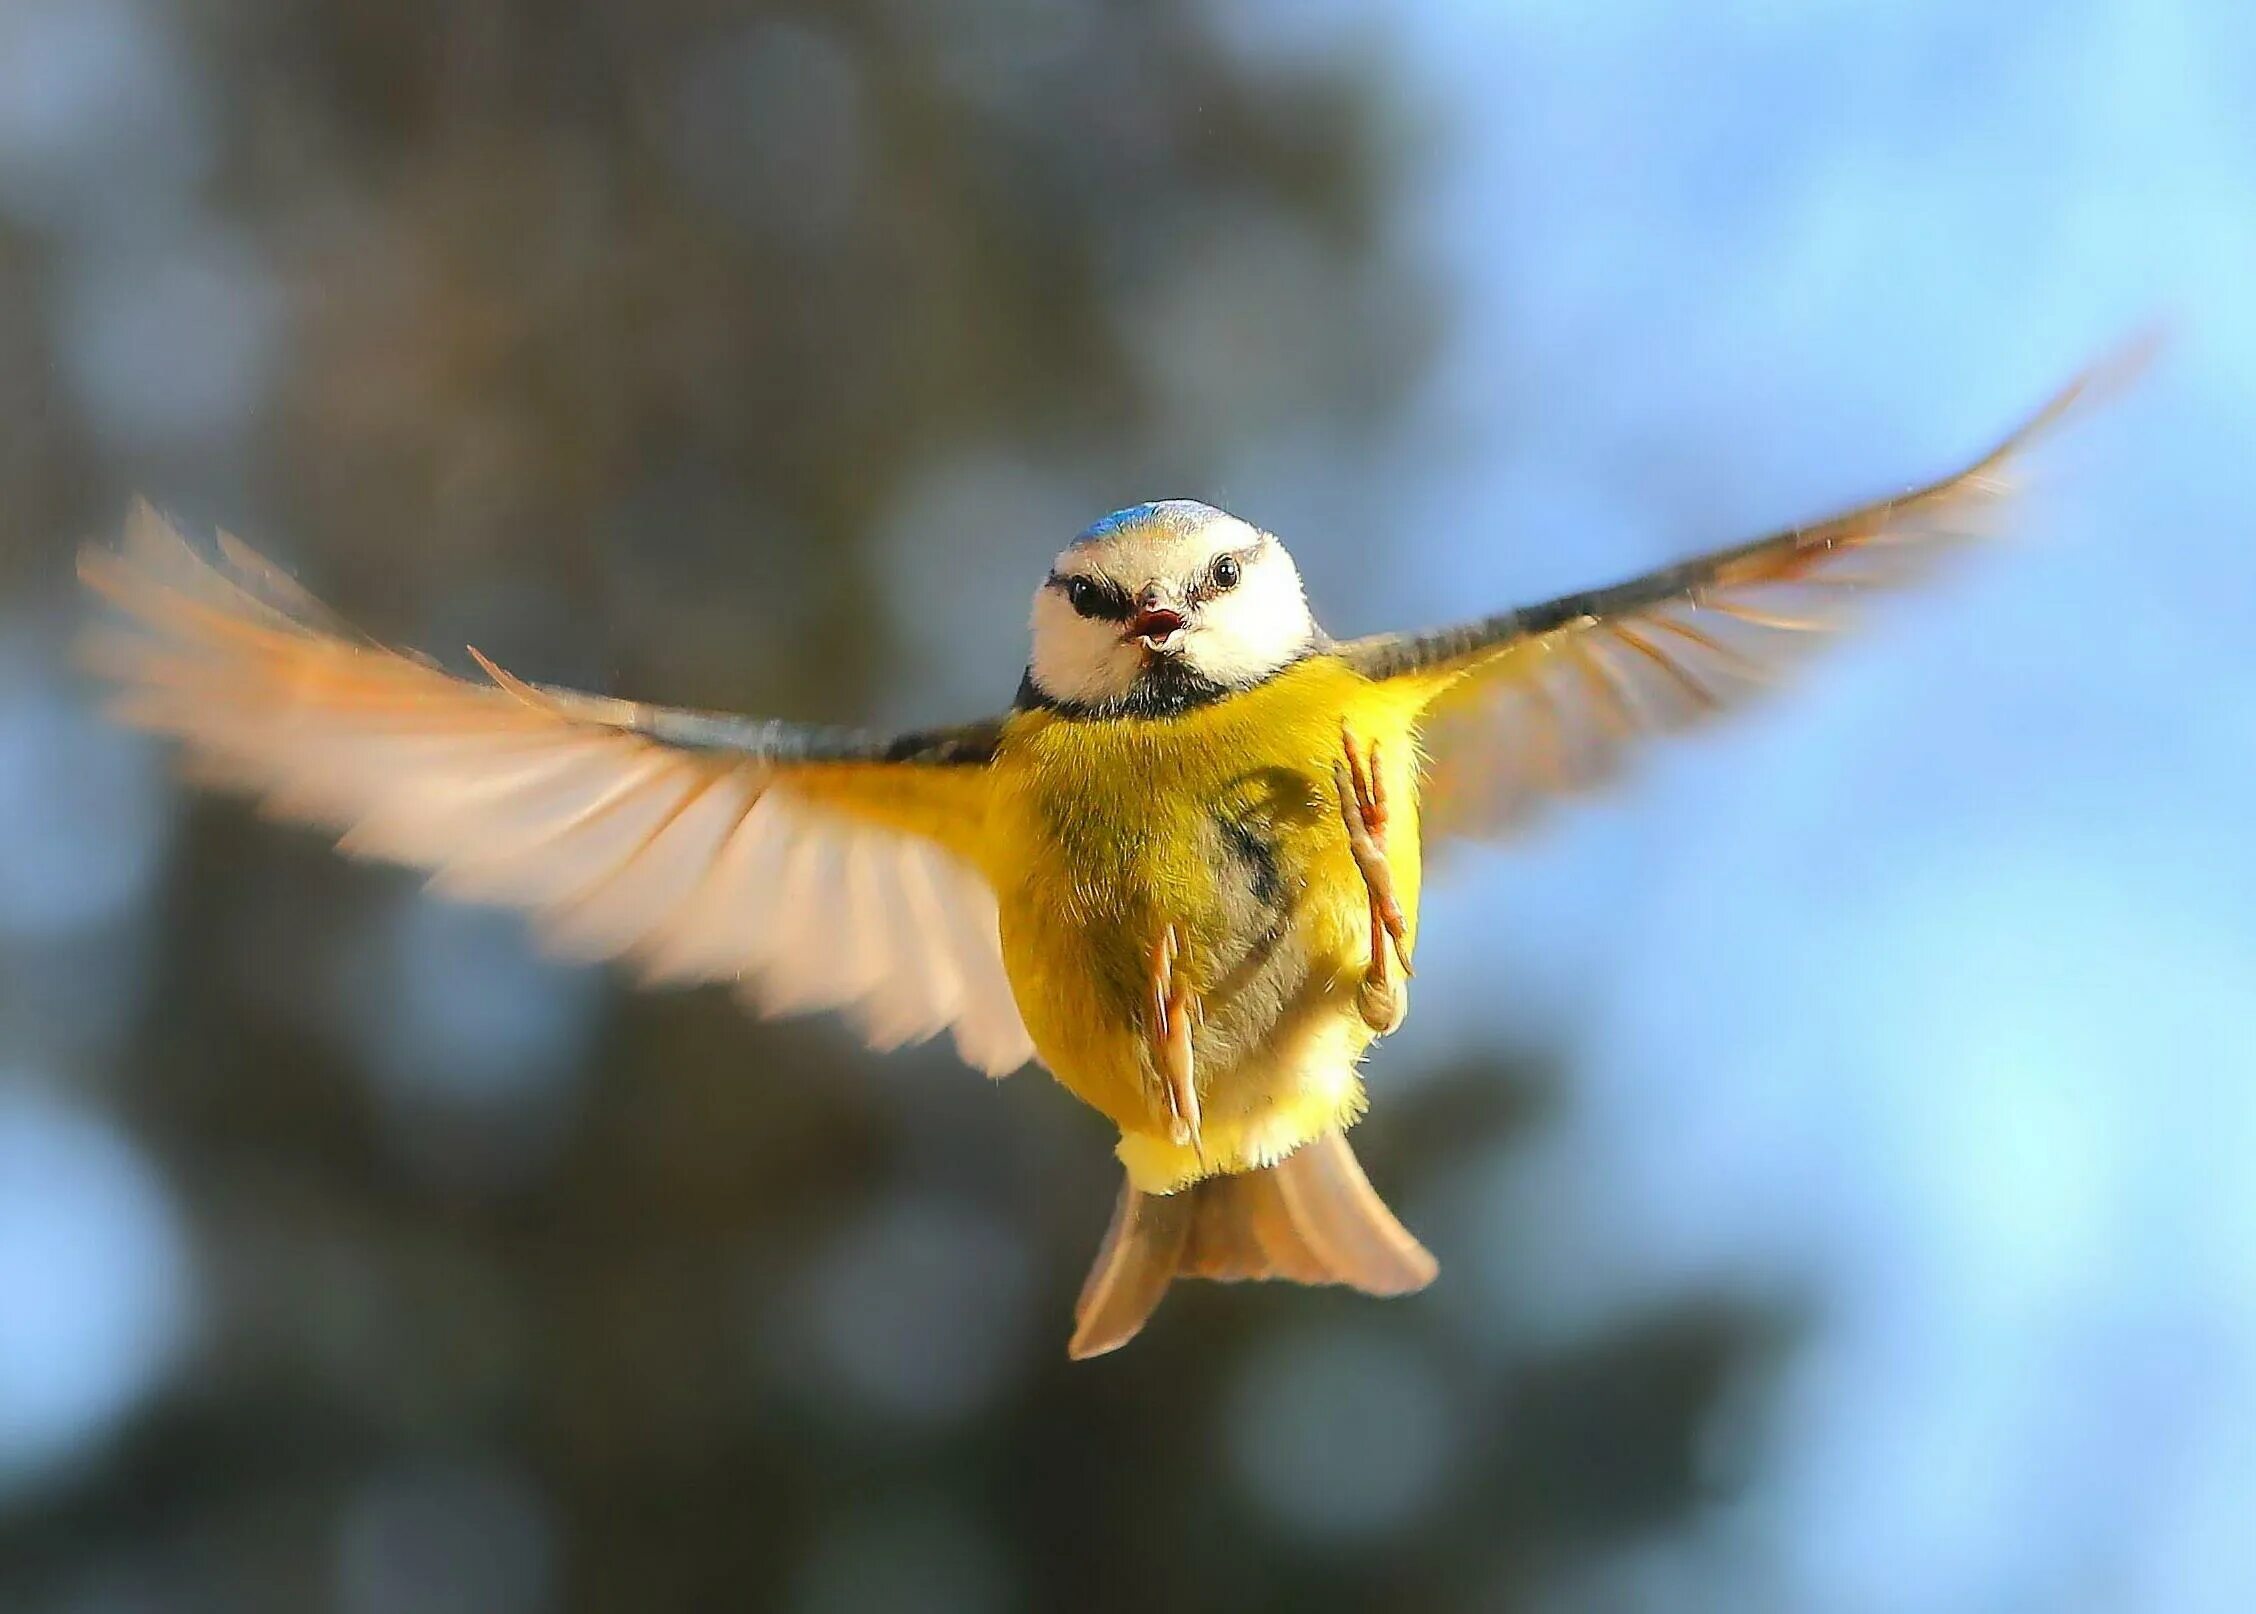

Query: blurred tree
left=0, top=3, right=1779, bottom=1611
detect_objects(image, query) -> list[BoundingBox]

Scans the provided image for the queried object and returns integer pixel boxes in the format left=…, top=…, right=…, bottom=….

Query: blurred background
left=0, top=0, right=2245, bottom=1610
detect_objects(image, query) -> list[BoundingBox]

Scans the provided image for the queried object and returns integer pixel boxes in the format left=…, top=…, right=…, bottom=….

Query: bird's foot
left=1149, top=922, right=1204, bottom=1152
left=1355, top=953, right=1409, bottom=1037
left=1333, top=725, right=1413, bottom=1034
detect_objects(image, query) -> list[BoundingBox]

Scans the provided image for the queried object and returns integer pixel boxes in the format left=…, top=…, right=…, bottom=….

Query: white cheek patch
left=1182, top=561, right=1314, bottom=687
left=1027, top=587, right=1145, bottom=706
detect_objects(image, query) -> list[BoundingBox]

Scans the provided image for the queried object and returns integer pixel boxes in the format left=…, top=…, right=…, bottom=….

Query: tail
left=1067, top=1130, right=1436, bottom=1359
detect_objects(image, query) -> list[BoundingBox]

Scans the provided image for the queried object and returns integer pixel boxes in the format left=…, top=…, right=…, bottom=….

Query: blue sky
left=1350, top=2, right=2256, bottom=1608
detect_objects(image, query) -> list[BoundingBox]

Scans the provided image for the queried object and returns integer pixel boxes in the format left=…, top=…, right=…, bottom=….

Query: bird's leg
left=1149, top=922, right=1204, bottom=1153
left=1334, top=725, right=1412, bottom=1035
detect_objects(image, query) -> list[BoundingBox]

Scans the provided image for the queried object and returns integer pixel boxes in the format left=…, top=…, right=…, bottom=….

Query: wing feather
left=1342, top=344, right=2147, bottom=841
left=82, top=504, right=1035, bottom=1077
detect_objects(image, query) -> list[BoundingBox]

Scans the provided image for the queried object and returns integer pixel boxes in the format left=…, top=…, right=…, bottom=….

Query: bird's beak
left=1126, top=604, right=1187, bottom=653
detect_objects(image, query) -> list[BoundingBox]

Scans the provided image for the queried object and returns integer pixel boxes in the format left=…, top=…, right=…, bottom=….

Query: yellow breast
left=983, top=656, right=1427, bottom=1190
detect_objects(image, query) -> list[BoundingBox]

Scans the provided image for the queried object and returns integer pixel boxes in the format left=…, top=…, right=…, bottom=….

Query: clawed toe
left=1150, top=923, right=1202, bottom=1151
left=1335, top=726, right=1414, bottom=985
left=1356, top=972, right=1408, bottom=1036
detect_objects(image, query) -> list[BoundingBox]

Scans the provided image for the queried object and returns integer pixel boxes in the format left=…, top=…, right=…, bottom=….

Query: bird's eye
left=1210, top=554, right=1242, bottom=592
left=1065, top=577, right=1101, bottom=616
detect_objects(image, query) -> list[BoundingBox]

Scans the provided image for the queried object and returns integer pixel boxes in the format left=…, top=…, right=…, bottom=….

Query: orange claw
left=1333, top=728, right=1413, bottom=983
left=1150, top=923, right=1202, bottom=1152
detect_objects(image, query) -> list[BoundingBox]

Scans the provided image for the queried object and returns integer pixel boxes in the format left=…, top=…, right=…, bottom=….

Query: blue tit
left=80, top=348, right=2137, bottom=1357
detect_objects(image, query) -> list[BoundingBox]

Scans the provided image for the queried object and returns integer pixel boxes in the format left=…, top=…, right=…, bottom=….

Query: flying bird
left=80, top=352, right=2132, bottom=1358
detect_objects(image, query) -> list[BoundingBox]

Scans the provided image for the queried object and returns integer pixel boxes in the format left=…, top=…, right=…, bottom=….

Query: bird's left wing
left=1338, top=348, right=2140, bottom=842
left=81, top=505, right=1035, bottom=1076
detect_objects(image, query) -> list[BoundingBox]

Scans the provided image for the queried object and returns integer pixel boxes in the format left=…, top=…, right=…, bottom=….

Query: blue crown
left=1074, top=500, right=1228, bottom=545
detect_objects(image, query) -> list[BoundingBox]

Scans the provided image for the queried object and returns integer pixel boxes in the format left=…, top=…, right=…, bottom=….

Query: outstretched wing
left=81, top=505, right=1035, bottom=1076
left=1340, top=348, right=2142, bottom=841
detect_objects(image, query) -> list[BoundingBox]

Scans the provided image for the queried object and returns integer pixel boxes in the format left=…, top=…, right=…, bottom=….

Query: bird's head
left=1025, top=501, right=1318, bottom=715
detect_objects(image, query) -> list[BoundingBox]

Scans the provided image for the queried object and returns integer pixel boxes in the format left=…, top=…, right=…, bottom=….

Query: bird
left=79, top=349, right=2136, bottom=1359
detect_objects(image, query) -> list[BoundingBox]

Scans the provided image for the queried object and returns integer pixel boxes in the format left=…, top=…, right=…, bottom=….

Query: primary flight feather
left=81, top=351, right=2130, bottom=1357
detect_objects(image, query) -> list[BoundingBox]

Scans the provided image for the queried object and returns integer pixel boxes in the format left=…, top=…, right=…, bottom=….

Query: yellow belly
left=984, top=656, right=1428, bottom=1192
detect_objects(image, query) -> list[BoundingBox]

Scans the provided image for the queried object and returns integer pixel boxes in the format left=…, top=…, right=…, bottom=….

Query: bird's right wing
left=81, top=506, right=1036, bottom=1076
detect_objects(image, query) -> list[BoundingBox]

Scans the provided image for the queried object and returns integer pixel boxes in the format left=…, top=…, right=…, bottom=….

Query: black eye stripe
left=1048, top=542, right=1261, bottom=619
left=1048, top=571, right=1131, bottom=621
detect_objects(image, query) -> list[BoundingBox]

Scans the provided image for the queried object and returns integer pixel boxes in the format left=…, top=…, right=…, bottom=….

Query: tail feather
left=1071, top=1180, right=1191, bottom=1356
left=1260, top=1130, right=1437, bottom=1294
left=1067, top=1130, right=1435, bottom=1360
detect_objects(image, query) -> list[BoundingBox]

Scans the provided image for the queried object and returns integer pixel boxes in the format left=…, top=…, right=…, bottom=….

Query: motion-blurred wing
left=1340, top=350, right=2138, bottom=842
left=82, top=506, right=1035, bottom=1076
